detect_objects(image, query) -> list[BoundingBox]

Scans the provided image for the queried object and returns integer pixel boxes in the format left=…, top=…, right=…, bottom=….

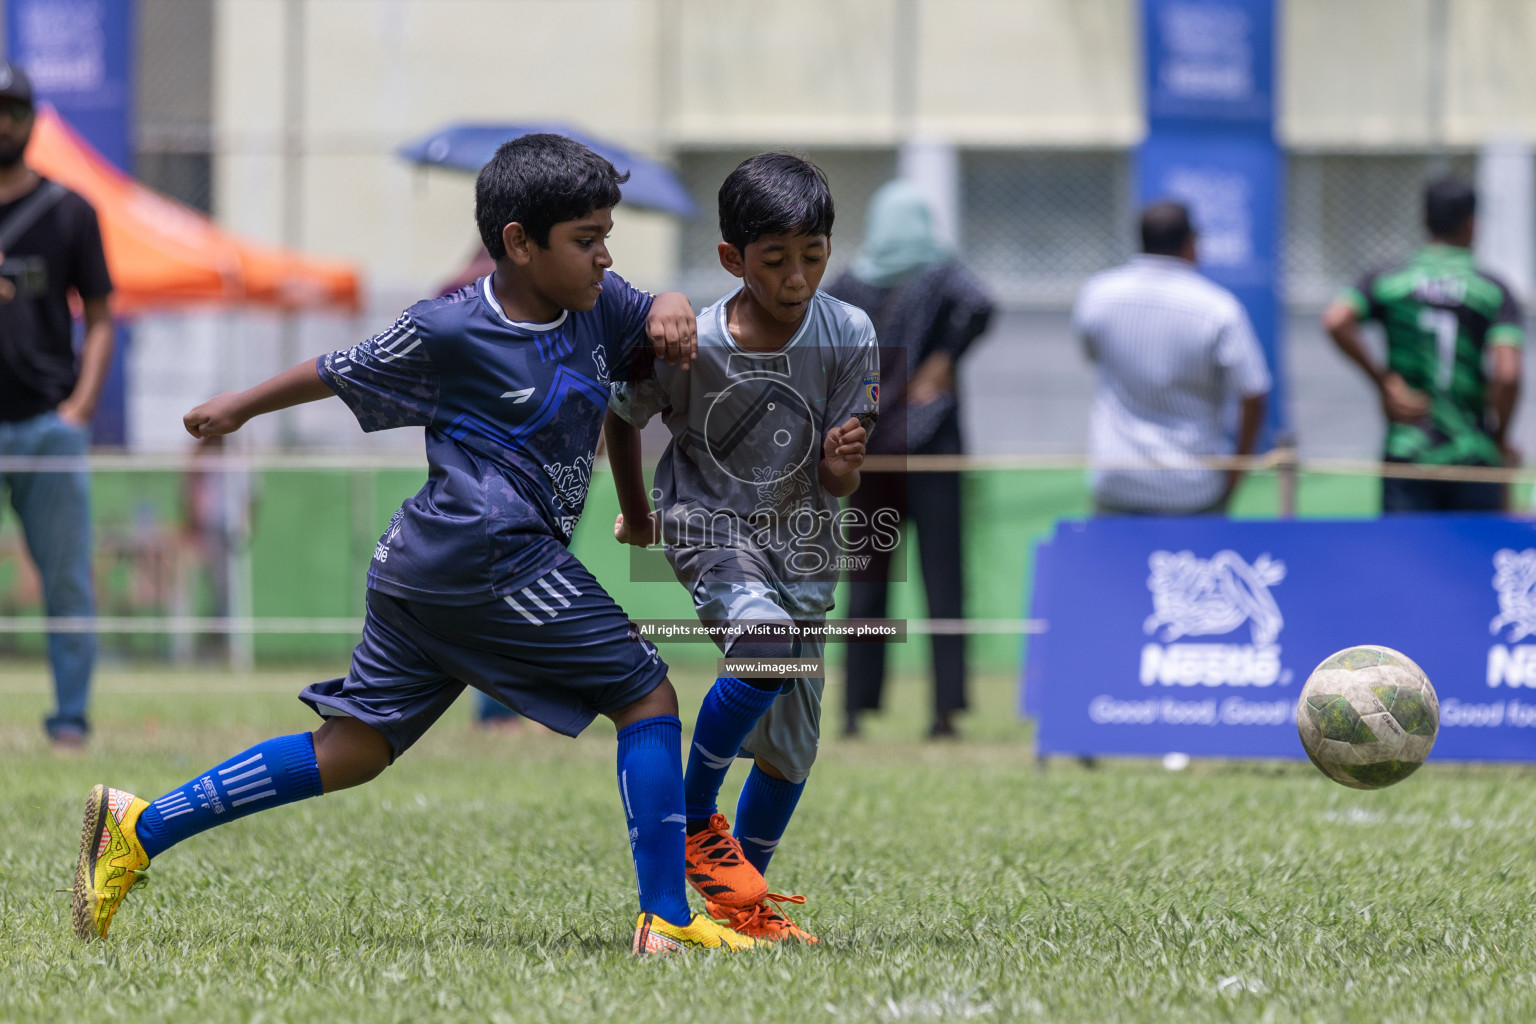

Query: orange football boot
left=706, top=892, right=819, bottom=944
left=683, top=813, right=767, bottom=909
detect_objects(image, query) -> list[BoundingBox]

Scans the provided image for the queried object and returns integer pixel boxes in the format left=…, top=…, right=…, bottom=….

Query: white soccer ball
left=1296, top=645, right=1439, bottom=790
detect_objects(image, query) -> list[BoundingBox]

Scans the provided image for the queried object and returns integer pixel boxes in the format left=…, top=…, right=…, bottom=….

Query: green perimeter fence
left=0, top=462, right=1420, bottom=672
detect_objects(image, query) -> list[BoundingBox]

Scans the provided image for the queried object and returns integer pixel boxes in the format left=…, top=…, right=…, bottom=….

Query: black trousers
left=844, top=466, right=967, bottom=723
left=1381, top=475, right=1505, bottom=513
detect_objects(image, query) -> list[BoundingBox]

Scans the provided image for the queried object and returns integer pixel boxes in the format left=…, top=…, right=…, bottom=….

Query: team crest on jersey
left=863, top=372, right=879, bottom=405
left=543, top=452, right=595, bottom=514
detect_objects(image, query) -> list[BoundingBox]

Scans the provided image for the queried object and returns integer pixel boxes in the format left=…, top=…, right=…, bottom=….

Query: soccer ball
left=1296, top=645, right=1439, bottom=790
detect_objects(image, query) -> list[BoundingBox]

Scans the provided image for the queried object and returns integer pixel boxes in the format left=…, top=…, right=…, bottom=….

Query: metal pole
left=894, top=0, right=917, bottom=138
left=1426, top=0, right=1449, bottom=171
left=278, top=0, right=306, bottom=447
left=1275, top=431, right=1299, bottom=520
left=226, top=448, right=255, bottom=672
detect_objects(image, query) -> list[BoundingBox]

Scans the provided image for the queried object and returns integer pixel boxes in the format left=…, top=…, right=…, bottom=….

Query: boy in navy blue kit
left=70, top=135, right=752, bottom=956
left=608, top=154, right=879, bottom=943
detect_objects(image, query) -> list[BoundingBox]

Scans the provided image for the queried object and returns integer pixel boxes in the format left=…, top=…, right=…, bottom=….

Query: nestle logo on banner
left=1140, top=550, right=1288, bottom=687
left=1487, top=549, right=1536, bottom=686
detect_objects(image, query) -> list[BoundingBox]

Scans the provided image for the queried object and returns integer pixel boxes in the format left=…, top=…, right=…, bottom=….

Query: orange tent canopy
left=25, top=106, right=360, bottom=314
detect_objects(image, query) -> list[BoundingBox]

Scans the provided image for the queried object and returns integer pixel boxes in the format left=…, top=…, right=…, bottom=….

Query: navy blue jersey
left=317, top=272, right=654, bottom=605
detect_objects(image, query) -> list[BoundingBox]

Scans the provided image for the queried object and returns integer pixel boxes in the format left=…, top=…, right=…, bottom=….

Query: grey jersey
left=609, top=289, right=880, bottom=617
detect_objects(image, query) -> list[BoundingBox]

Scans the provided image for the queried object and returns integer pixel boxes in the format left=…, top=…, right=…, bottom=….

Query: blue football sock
left=734, top=766, right=805, bottom=876
left=136, top=733, right=324, bottom=860
left=684, top=677, right=781, bottom=825
left=616, top=715, right=691, bottom=924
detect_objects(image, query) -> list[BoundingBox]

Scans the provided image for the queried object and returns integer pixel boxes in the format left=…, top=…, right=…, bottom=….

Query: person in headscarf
left=824, top=179, right=993, bottom=739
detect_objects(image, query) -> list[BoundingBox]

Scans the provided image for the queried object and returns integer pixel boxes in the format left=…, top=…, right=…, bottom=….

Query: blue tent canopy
left=398, top=123, right=698, bottom=218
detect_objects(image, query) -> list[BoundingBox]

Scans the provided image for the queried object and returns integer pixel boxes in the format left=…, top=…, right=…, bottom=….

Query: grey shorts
left=688, top=553, right=825, bottom=784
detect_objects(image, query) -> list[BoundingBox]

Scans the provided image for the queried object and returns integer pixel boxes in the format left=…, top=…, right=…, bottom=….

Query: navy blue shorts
left=299, top=561, right=668, bottom=757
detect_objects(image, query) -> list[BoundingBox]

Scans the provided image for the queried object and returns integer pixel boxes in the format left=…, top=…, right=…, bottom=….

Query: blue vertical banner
left=7, top=0, right=136, bottom=445
left=7, top=0, right=134, bottom=168
left=1138, top=0, right=1286, bottom=436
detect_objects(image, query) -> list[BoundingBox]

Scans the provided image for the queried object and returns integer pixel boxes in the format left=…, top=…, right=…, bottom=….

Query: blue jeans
left=0, top=411, right=95, bottom=737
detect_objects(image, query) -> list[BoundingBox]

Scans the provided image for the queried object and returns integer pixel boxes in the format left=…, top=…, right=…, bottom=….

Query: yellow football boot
left=632, top=911, right=756, bottom=955
left=72, top=785, right=150, bottom=940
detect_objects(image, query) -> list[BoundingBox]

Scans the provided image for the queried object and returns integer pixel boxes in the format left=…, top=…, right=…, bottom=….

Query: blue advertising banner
left=7, top=0, right=135, bottom=445
left=1136, top=132, right=1286, bottom=431
left=1025, top=517, right=1536, bottom=762
left=7, top=0, right=134, bottom=168
left=1144, top=0, right=1275, bottom=128
left=1136, top=132, right=1281, bottom=293
left=1138, top=0, right=1285, bottom=436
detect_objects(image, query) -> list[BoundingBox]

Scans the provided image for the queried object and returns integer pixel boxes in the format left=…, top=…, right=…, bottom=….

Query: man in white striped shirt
left=1072, top=201, right=1272, bottom=514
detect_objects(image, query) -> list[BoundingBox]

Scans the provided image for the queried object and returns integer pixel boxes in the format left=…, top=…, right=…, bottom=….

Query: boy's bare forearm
left=184, top=360, right=334, bottom=438
left=818, top=416, right=867, bottom=497
left=604, top=411, right=651, bottom=517
left=240, top=361, right=334, bottom=417
left=819, top=460, right=860, bottom=497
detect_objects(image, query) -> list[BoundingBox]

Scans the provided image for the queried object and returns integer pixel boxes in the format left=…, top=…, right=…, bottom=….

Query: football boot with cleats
left=683, top=813, right=768, bottom=909
left=72, top=785, right=150, bottom=940
left=632, top=911, right=756, bottom=954
left=706, top=892, right=819, bottom=944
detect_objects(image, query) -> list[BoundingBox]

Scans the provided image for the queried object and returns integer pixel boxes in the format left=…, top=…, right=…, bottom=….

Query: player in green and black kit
left=1324, top=177, right=1523, bottom=512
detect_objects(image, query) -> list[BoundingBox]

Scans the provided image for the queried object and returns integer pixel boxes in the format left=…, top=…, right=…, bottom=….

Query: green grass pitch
left=4, top=664, right=1536, bottom=1023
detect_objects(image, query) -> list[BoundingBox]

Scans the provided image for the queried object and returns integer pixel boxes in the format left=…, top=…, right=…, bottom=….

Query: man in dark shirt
left=0, top=63, right=115, bottom=746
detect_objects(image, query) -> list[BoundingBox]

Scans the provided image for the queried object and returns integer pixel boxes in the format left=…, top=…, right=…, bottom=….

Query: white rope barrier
left=0, top=450, right=1526, bottom=484
left=0, top=450, right=1512, bottom=641
left=0, top=616, right=1047, bottom=636
left=0, top=616, right=365, bottom=634
left=864, top=452, right=1530, bottom=483
left=0, top=452, right=428, bottom=473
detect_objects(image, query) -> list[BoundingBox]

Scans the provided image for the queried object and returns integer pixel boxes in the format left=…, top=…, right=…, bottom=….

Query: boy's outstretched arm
left=818, top=415, right=867, bottom=498
left=606, top=408, right=658, bottom=546
left=646, top=291, right=697, bottom=370
left=184, top=360, right=335, bottom=439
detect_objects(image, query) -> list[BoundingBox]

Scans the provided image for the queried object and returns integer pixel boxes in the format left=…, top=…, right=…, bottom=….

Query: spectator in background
left=1322, top=177, right=1522, bottom=513
left=178, top=435, right=257, bottom=664
left=825, top=179, right=993, bottom=740
left=0, top=63, right=114, bottom=749
left=475, top=691, right=525, bottom=732
left=1073, top=201, right=1270, bottom=515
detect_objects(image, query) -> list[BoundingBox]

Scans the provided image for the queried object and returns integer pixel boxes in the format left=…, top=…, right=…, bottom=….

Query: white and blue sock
left=683, top=677, right=780, bottom=828
left=733, top=766, right=805, bottom=875
left=135, top=733, right=324, bottom=860
left=616, top=715, right=692, bottom=925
